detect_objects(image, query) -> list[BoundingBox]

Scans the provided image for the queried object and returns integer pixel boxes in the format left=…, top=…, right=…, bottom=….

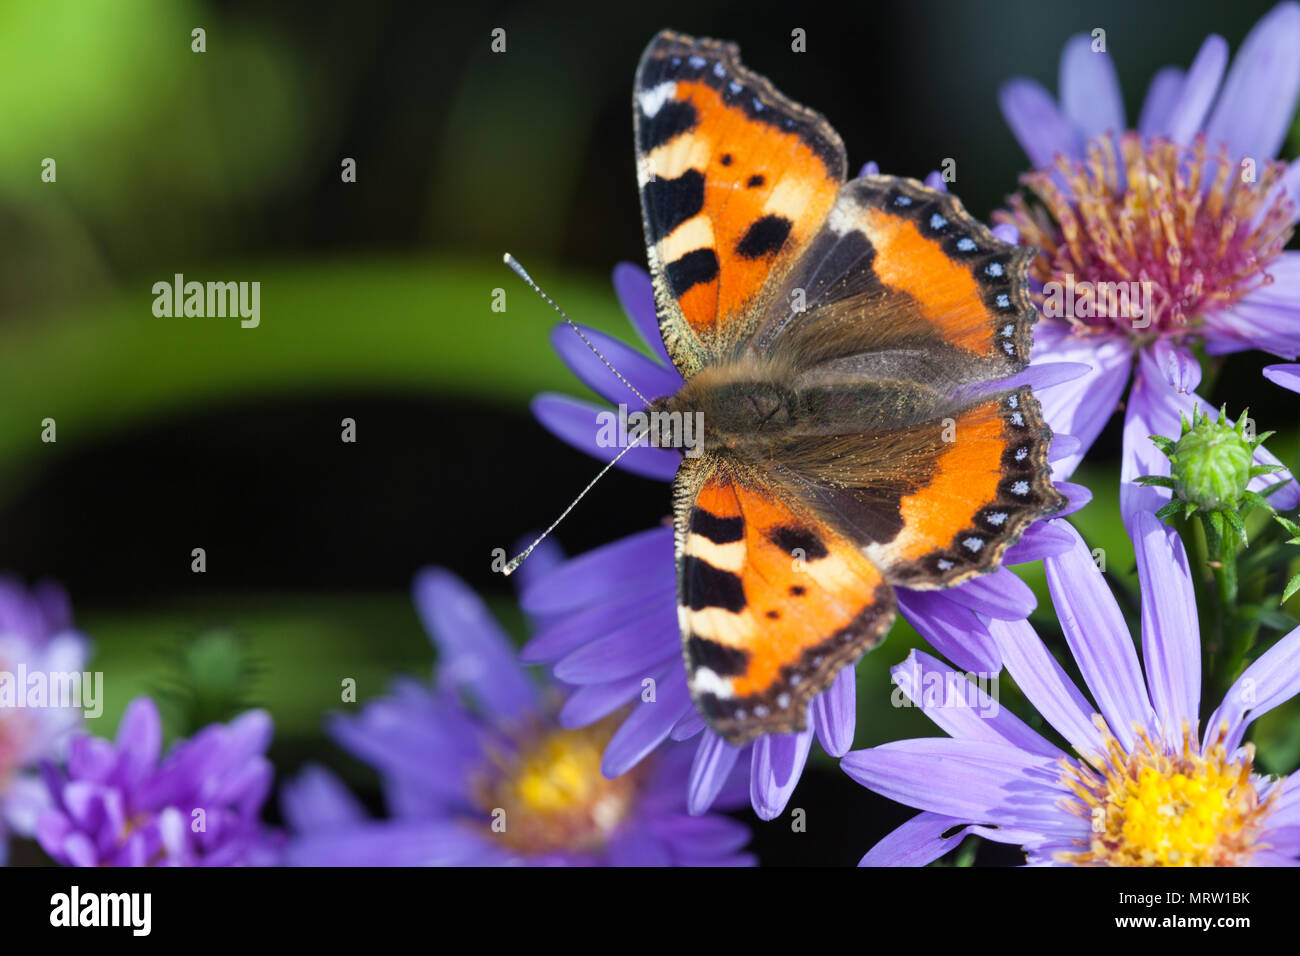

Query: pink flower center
left=997, top=133, right=1294, bottom=339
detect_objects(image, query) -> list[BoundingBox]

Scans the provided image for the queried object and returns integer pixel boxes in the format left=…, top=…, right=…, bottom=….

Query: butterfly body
left=629, top=31, right=1064, bottom=744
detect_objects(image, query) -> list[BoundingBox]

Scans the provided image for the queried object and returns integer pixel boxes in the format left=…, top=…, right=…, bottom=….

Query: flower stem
left=1203, top=511, right=1254, bottom=702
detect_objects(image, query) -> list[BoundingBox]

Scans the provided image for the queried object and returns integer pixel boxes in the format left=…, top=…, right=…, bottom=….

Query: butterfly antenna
left=499, top=427, right=649, bottom=576
left=503, top=253, right=650, bottom=407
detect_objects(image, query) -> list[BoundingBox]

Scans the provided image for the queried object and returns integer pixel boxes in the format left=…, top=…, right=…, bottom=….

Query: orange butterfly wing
left=674, top=458, right=894, bottom=743
left=634, top=31, right=845, bottom=375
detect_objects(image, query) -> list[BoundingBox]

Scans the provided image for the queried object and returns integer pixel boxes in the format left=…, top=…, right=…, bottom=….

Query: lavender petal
left=891, top=650, right=1058, bottom=757
left=1132, top=509, right=1201, bottom=748
left=1043, top=524, right=1155, bottom=749
left=859, top=811, right=975, bottom=867
left=812, top=666, right=857, bottom=757
left=999, top=78, right=1084, bottom=167
left=1059, top=34, right=1125, bottom=137
left=530, top=393, right=682, bottom=481
left=1203, top=1, right=1300, bottom=162
left=612, top=262, right=672, bottom=366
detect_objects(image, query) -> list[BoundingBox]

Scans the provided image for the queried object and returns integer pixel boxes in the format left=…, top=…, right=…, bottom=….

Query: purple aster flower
left=996, top=2, right=1300, bottom=523
left=36, top=696, right=281, bottom=866
left=0, top=578, right=90, bottom=865
left=282, top=565, right=753, bottom=866
left=1264, top=363, right=1300, bottom=394
left=526, top=168, right=1090, bottom=821
left=845, top=516, right=1300, bottom=866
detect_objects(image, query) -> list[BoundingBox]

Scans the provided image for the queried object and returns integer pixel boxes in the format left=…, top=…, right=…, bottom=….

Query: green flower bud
left=1168, top=407, right=1254, bottom=511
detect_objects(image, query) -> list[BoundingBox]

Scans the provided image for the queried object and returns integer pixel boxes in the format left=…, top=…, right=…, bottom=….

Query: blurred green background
left=3, top=0, right=1298, bottom=864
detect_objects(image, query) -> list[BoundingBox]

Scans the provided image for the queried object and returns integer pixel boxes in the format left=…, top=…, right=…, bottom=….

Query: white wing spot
left=691, top=667, right=734, bottom=699
left=827, top=202, right=859, bottom=235
left=638, top=82, right=677, bottom=118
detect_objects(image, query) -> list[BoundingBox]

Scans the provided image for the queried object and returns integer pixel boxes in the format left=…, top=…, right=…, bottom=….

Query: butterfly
left=623, top=31, right=1064, bottom=746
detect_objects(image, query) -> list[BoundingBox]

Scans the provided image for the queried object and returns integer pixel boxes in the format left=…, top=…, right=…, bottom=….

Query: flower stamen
left=472, top=716, right=640, bottom=854
left=998, top=133, right=1294, bottom=340
left=1056, top=719, right=1276, bottom=866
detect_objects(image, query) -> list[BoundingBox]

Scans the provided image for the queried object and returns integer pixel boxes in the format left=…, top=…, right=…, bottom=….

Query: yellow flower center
left=1057, top=720, right=1276, bottom=866
left=474, top=717, right=640, bottom=855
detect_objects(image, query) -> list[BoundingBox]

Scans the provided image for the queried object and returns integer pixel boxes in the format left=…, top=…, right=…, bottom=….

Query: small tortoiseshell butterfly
left=622, top=31, right=1063, bottom=745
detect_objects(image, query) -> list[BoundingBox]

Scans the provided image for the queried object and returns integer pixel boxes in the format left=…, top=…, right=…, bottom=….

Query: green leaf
left=1155, top=499, right=1185, bottom=521
left=1224, top=507, right=1249, bottom=545
left=1249, top=464, right=1285, bottom=478
left=1243, top=490, right=1277, bottom=514
left=1239, top=603, right=1299, bottom=631
left=1203, top=509, right=1229, bottom=559
left=1285, top=573, right=1300, bottom=604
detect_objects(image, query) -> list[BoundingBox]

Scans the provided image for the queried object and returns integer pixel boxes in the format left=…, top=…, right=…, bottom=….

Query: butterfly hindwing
left=635, top=31, right=847, bottom=376
left=673, top=457, right=895, bottom=744
left=757, top=175, right=1040, bottom=390
left=863, top=387, right=1061, bottom=587
left=773, top=386, right=1062, bottom=589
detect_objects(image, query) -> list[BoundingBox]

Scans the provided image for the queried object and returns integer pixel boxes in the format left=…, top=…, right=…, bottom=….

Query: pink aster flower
left=0, top=578, right=89, bottom=865
left=996, top=2, right=1300, bottom=525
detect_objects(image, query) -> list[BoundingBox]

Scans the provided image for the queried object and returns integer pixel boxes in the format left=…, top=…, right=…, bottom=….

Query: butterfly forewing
left=634, top=31, right=847, bottom=375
